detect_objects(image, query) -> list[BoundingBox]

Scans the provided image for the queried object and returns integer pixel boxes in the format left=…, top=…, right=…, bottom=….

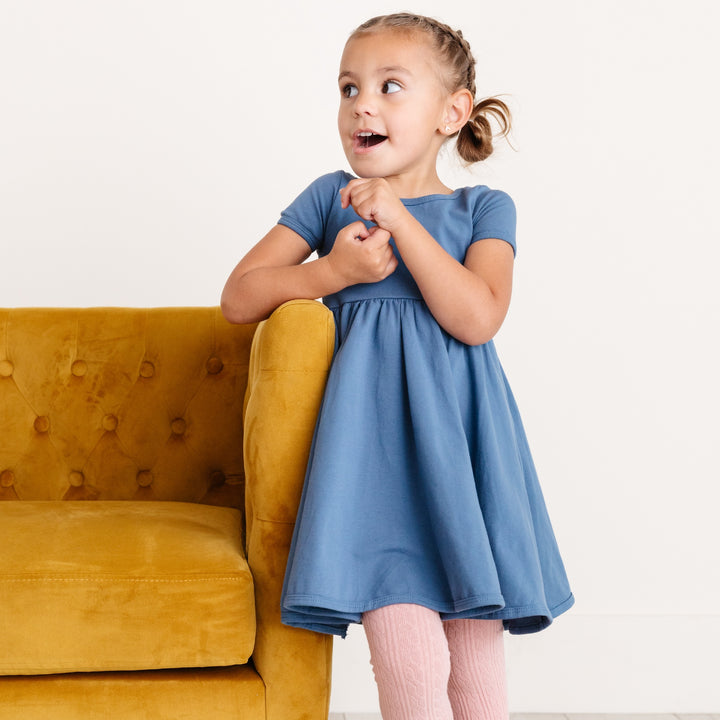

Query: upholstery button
left=0, top=360, right=13, bottom=378
left=34, top=415, right=51, bottom=434
left=171, top=418, right=186, bottom=436
left=210, top=470, right=226, bottom=487
left=71, top=360, right=88, bottom=377
left=0, top=469, right=15, bottom=487
left=69, top=471, right=85, bottom=487
left=102, top=414, right=118, bottom=432
left=137, top=470, right=153, bottom=487
left=206, top=356, right=224, bottom=375
left=139, top=361, right=155, bottom=378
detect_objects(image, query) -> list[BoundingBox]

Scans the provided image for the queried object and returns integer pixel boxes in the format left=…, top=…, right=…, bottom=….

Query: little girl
left=222, top=13, right=574, bottom=720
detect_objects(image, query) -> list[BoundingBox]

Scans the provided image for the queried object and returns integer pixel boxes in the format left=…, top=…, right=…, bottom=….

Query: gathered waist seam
left=325, top=296, right=425, bottom=310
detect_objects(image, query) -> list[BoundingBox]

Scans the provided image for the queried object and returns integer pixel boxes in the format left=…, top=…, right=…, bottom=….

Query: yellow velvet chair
left=0, top=299, right=335, bottom=720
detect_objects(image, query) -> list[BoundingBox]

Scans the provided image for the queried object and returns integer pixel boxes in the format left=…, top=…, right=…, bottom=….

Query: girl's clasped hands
left=327, top=177, right=403, bottom=287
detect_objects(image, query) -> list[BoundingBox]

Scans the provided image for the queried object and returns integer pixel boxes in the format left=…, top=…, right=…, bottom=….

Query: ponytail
left=456, top=97, right=513, bottom=164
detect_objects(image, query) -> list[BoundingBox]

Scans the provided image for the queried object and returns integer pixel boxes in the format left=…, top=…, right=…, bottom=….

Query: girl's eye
left=342, top=84, right=358, bottom=98
left=382, top=80, right=402, bottom=94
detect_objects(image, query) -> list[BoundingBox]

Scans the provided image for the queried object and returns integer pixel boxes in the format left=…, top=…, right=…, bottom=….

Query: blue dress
left=277, top=171, right=574, bottom=637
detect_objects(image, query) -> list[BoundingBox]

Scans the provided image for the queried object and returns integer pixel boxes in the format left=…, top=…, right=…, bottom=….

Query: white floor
left=329, top=715, right=720, bottom=720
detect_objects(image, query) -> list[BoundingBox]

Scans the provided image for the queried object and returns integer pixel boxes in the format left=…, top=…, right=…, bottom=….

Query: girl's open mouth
left=355, top=131, right=388, bottom=150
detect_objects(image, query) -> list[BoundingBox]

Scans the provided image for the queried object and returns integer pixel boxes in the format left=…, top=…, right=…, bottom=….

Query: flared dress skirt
left=281, top=290, right=575, bottom=637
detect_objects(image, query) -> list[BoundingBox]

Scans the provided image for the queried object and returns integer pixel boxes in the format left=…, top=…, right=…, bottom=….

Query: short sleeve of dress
left=471, top=189, right=517, bottom=257
left=278, top=172, right=346, bottom=253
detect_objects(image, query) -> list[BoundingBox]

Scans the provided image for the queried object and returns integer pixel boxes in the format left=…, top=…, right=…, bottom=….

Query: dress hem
left=284, top=590, right=504, bottom=616
left=281, top=591, right=575, bottom=638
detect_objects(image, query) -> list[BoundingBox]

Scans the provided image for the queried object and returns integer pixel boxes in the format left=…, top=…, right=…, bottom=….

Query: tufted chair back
left=0, top=307, right=257, bottom=507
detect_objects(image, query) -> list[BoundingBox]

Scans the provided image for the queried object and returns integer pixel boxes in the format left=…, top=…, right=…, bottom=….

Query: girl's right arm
left=221, top=221, right=397, bottom=325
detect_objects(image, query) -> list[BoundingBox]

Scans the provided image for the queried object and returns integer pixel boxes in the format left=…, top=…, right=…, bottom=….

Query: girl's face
left=337, top=30, right=451, bottom=191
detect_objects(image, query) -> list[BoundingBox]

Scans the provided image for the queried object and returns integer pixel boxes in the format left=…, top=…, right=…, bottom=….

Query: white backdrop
left=2, top=0, right=719, bottom=713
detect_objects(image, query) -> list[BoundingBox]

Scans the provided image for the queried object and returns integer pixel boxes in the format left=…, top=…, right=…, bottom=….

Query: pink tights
left=362, top=603, right=508, bottom=720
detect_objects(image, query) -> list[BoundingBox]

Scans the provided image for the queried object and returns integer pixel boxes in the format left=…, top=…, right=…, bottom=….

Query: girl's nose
left=353, top=90, right=377, bottom=117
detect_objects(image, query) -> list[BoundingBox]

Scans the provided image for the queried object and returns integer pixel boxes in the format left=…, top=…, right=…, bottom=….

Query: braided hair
left=350, top=13, right=511, bottom=164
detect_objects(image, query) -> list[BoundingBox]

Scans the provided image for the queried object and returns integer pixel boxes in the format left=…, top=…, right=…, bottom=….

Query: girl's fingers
left=364, top=225, right=392, bottom=246
left=339, top=180, right=362, bottom=209
left=340, top=220, right=371, bottom=241
left=340, top=179, right=375, bottom=214
left=340, top=179, right=404, bottom=232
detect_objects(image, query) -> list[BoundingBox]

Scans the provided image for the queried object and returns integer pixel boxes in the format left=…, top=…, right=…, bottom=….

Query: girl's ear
left=442, top=88, right=474, bottom=135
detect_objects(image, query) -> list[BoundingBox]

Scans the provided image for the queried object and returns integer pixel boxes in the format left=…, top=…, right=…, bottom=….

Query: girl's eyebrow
left=338, top=65, right=413, bottom=82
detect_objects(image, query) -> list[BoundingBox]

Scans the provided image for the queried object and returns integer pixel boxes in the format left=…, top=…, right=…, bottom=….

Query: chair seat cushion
left=0, top=501, right=255, bottom=675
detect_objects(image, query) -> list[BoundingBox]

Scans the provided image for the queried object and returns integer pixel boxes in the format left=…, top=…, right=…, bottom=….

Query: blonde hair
left=349, top=13, right=512, bottom=164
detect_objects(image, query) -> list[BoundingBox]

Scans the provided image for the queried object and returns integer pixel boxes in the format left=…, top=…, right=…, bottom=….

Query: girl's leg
left=443, top=618, right=509, bottom=720
left=362, top=603, right=453, bottom=720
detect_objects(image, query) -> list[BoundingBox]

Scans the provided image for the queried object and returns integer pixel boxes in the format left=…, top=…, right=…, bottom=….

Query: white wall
left=2, top=0, right=719, bottom=713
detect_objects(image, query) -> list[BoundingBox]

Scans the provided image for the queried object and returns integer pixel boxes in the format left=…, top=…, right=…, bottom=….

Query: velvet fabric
left=0, top=302, right=334, bottom=718
left=244, top=301, right=336, bottom=719
left=1, top=501, right=255, bottom=674
left=0, top=666, right=265, bottom=720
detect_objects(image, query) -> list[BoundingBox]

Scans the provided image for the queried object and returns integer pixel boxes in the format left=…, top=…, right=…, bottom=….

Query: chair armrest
left=243, top=299, right=335, bottom=720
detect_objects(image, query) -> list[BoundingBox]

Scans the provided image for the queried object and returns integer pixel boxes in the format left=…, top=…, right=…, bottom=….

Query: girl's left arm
left=393, top=214, right=514, bottom=345
left=341, top=179, right=514, bottom=346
